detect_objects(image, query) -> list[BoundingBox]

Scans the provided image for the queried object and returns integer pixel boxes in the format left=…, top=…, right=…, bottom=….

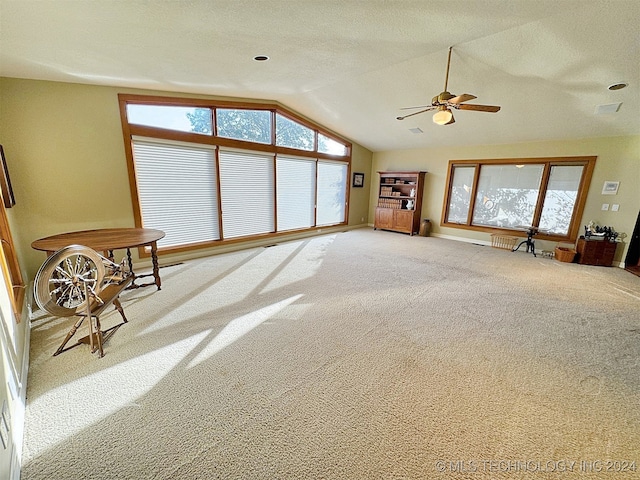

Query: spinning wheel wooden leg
left=53, top=316, right=86, bottom=356
left=113, top=297, right=128, bottom=323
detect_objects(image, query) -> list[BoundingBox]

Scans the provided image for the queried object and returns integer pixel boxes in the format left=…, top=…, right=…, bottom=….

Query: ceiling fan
left=396, top=46, right=501, bottom=125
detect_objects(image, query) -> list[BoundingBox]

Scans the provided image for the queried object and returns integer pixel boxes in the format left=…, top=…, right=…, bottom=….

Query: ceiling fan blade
left=449, top=93, right=476, bottom=104
left=457, top=104, right=501, bottom=113
left=399, top=105, right=431, bottom=110
left=396, top=106, right=437, bottom=120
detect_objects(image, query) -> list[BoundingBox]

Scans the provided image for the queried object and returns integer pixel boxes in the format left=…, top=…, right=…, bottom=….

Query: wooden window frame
left=0, top=204, right=24, bottom=319
left=440, top=156, right=596, bottom=242
left=118, top=94, right=352, bottom=257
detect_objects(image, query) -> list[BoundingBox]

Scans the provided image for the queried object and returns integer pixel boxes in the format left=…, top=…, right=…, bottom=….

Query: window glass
left=216, top=109, right=271, bottom=144
left=472, top=164, right=544, bottom=228
left=539, top=165, right=584, bottom=235
left=446, top=166, right=475, bottom=224
left=277, top=156, right=316, bottom=231
left=276, top=114, right=314, bottom=151
left=316, top=161, right=347, bottom=225
left=318, top=133, right=347, bottom=156
left=127, top=105, right=212, bottom=135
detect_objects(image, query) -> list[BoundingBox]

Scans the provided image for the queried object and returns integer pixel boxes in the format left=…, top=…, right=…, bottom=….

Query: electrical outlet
left=612, top=204, right=620, bottom=212
left=601, top=203, right=609, bottom=211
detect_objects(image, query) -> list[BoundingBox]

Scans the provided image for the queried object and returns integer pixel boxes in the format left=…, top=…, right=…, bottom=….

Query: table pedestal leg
left=150, top=241, right=161, bottom=290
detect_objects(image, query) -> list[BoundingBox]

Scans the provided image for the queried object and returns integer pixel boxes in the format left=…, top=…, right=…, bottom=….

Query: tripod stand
left=512, top=226, right=538, bottom=257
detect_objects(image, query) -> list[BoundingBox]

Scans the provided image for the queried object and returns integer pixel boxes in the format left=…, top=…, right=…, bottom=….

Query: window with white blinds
left=276, top=156, right=316, bottom=231
left=219, top=149, right=275, bottom=238
left=316, top=161, right=348, bottom=226
left=132, top=139, right=220, bottom=248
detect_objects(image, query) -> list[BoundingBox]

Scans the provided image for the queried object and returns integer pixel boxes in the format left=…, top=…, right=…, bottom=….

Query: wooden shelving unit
left=374, top=171, right=426, bottom=235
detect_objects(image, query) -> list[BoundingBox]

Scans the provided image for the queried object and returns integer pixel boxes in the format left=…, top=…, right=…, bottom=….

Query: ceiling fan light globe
left=433, top=109, right=453, bottom=125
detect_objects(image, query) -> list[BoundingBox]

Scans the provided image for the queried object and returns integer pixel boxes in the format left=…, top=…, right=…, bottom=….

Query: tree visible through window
left=443, top=157, right=595, bottom=241
left=216, top=109, right=271, bottom=144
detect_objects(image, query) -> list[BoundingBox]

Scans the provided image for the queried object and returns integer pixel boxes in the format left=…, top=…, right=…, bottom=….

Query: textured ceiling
left=1, top=0, right=638, bottom=152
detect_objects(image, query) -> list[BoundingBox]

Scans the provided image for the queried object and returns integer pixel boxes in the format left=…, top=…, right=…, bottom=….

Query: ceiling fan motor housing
left=433, top=91, right=454, bottom=104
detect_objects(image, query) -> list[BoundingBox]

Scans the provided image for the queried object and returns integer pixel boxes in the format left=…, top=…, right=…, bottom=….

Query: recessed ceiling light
left=608, top=82, right=628, bottom=91
left=253, top=55, right=270, bottom=62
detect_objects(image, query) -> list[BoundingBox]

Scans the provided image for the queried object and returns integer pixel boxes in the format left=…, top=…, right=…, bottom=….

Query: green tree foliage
left=216, top=109, right=271, bottom=143
left=185, top=108, right=212, bottom=135
left=187, top=108, right=326, bottom=152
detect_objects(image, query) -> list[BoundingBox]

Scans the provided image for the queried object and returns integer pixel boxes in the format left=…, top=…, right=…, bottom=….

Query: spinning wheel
left=34, top=245, right=106, bottom=317
left=34, top=244, right=133, bottom=357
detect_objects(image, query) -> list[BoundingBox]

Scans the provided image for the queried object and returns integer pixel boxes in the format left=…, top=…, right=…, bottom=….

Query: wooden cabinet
left=576, top=238, right=619, bottom=266
left=374, top=171, right=426, bottom=235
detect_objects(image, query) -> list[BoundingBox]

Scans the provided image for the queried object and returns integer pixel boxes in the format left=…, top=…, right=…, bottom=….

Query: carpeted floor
left=23, top=229, right=640, bottom=479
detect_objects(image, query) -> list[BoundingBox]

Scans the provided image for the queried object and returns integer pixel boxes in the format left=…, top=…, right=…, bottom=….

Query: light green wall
left=372, top=136, right=640, bottom=263
left=0, top=77, right=373, bottom=282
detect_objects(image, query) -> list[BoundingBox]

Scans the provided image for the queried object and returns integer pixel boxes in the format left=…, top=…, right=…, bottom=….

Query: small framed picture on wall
left=602, top=181, right=619, bottom=195
left=353, top=172, right=364, bottom=188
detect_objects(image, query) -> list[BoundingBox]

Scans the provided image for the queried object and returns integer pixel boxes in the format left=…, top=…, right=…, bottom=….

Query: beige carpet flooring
left=23, top=229, right=640, bottom=479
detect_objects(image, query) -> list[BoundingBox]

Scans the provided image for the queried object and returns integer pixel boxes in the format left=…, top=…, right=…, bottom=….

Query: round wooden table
left=32, top=228, right=165, bottom=290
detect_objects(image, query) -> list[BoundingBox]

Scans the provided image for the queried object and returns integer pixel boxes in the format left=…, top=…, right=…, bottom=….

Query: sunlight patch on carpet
left=188, top=294, right=304, bottom=369
left=24, top=331, right=211, bottom=459
left=261, top=235, right=335, bottom=294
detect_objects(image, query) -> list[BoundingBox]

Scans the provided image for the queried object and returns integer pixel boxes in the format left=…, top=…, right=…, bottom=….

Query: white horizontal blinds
left=276, top=155, right=316, bottom=231
left=131, top=138, right=220, bottom=248
left=316, top=160, right=348, bottom=226
left=219, top=149, right=275, bottom=238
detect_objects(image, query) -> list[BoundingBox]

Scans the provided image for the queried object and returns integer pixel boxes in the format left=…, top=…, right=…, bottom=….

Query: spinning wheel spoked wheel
left=34, top=245, right=106, bottom=317
left=34, top=244, right=133, bottom=357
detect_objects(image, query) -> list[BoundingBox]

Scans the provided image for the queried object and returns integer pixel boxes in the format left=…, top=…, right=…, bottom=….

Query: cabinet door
left=375, top=208, right=394, bottom=230
left=393, top=210, right=414, bottom=233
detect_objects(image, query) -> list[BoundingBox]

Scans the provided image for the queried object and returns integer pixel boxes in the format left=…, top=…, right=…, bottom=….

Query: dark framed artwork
left=352, top=172, right=364, bottom=188
left=0, top=145, right=15, bottom=208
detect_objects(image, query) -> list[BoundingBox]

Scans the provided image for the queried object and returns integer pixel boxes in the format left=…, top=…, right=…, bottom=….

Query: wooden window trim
left=0, top=205, right=24, bottom=319
left=118, top=93, right=351, bottom=257
left=440, top=156, right=597, bottom=242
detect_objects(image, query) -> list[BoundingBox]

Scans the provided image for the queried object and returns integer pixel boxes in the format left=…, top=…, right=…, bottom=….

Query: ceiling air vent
left=594, top=103, right=622, bottom=115
left=409, top=127, right=423, bottom=134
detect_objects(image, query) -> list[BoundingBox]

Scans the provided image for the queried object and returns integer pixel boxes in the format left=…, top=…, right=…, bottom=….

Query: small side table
left=576, top=238, right=619, bottom=266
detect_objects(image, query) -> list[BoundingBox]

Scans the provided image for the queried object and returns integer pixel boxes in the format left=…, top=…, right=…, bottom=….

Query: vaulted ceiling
left=1, top=0, right=638, bottom=152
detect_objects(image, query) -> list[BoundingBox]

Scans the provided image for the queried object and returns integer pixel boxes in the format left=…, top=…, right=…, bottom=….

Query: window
left=120, top=94, right=351, bottom=254
left=446, top=166, right=475, bottom=224
left=442, top=157, right=596, bottom=241
left=316, top=161, right=348, bottom=226
left=127, top=105, right=212, bottom=135
left=217, top=109, right=271, bottom=144
left=276, top=114, right=314, bottom=151
left=219, top=149, right=275, bottom=238
left=539, top=165, right=585, bottom=235
left=276, top=156, right=316, bottom=231
left=472, top=164, right=544, bottom=228
left=132, top=139, right=219, bottom=248
left=318, top=133, right=347, bottom=156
